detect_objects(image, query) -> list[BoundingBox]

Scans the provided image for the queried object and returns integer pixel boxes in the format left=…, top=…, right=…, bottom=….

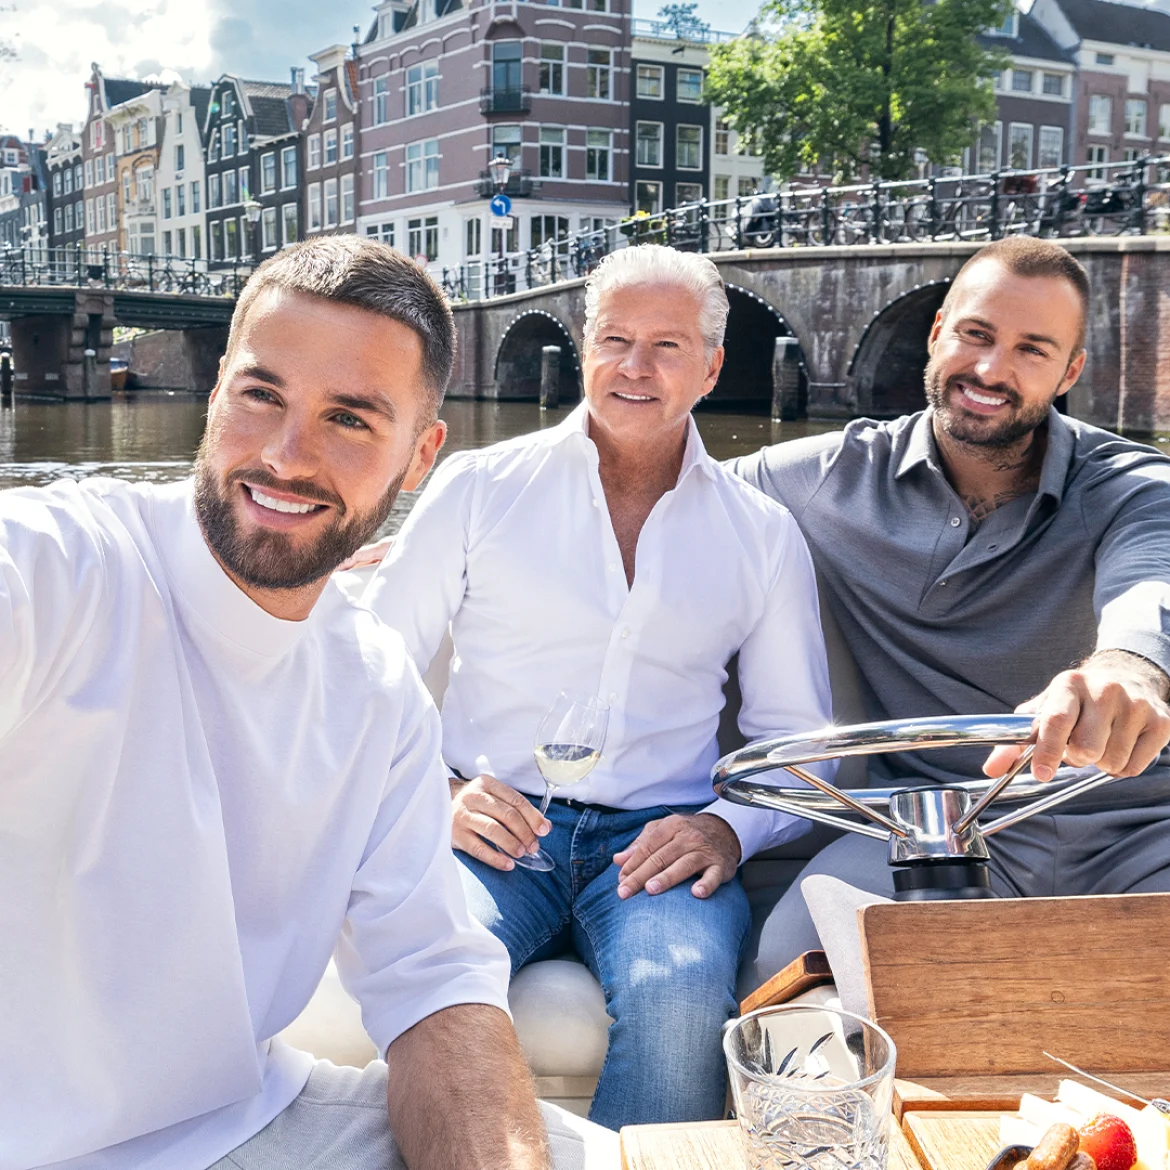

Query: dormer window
left=988, top=10, right=1017, bottom=37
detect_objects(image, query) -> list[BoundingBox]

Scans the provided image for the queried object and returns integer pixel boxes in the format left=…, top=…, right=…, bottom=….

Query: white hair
left=583, top=245, right=729, bottom=355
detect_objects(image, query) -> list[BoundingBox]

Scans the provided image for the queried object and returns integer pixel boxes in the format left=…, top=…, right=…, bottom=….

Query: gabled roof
left=105, top=78, right=162, bottom=107
left=239, top=80, right=296, bottom=138
left=980, top=11, right=1077, bottom=62
left=1057, top=0, right=1170, bottom=50
left=190, top=86, right=212, bottom=136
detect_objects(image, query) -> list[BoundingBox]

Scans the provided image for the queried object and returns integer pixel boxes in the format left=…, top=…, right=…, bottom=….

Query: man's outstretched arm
left=386, top=1003, right=550, bottom=1170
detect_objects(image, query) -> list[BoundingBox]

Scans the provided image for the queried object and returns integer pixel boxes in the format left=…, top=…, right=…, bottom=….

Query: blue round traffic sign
left=490, top=193, right=512, bottom=217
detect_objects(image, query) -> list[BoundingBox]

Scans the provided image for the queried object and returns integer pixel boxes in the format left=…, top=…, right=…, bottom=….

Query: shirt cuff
left=1095, top=629, right=1170, bottom=685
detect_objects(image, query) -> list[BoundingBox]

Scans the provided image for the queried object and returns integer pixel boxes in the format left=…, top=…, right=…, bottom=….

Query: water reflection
left=1, top=394, right=1165, bottom=535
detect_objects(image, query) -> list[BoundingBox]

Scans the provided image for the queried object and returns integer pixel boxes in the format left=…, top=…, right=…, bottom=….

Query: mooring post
left=771, top=336, right=804, bottom=422
left=82, top=348, right=96, bottom=401
left=0, top=351, right=13, bottom=407
left=539, top=345, right=561, bottom=410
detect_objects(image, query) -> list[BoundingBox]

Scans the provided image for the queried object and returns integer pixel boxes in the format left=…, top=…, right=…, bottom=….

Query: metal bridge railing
left=441, top=154, right=1170, bottom=304
left=0, top=245, right=252, bottom=299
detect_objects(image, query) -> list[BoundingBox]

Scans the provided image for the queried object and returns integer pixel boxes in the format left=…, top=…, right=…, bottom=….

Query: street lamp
left=243, top=197, right=262, bottom=265
left=488, top=153, right=512, bottom=294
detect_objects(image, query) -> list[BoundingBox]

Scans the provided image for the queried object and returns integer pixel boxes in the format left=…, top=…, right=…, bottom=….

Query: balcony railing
left=479, top=86, right=533, bottom=115
left=474, top=168, right=539, bottom=199
left=630, top=17, right=739, bottom=43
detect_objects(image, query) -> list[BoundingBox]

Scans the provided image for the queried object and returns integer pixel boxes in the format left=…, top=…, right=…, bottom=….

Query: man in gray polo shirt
left=729, top=236, right=1170, bottom=981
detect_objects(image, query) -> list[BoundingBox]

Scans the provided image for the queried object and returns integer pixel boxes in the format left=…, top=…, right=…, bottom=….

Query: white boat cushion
left=509, top=959, right=612, bottom=1079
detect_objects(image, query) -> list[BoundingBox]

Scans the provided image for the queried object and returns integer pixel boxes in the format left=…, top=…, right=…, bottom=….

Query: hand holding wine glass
left=516, top=691, right=609, bottom=872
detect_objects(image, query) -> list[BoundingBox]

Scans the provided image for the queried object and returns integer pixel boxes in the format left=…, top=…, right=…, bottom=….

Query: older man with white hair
left=364, top=245, right=832, bottom=1127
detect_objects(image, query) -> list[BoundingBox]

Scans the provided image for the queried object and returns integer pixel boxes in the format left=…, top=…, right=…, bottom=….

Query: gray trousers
left=209, top=1059, right=619, bottom=1170
left=745, top=800, right=1170, bottom=991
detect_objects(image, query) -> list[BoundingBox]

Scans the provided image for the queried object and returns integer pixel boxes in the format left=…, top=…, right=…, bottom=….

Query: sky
left=0, top=0, right=763, bottom=140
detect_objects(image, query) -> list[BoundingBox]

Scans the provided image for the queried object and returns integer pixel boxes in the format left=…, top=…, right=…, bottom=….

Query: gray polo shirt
left=728, top=408, right=1170, bottom=801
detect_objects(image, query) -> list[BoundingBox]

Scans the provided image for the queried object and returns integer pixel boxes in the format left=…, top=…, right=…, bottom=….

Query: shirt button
left=950, top=517, right=961, bottom=527
left=620, top=628, right=629, bottom=639
left=939, top=579, right=949, bottom=587
left=592, top=499, right=599, bottom=508
left=608, top=563, right=616, bottom=572
left=609, top=692, right=618, bottom=703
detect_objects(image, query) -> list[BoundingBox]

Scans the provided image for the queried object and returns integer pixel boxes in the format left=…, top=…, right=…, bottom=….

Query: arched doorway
left=849, top=281, right=950, bottom=417
left=493, top=311, right=580, bottom=402
left=705, top=285, right=804, bottom=415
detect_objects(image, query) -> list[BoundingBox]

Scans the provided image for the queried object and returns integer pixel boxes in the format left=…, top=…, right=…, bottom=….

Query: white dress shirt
left=0, top=478, right=509, bottom=1170
left=364, top=404, right=833, bottom=861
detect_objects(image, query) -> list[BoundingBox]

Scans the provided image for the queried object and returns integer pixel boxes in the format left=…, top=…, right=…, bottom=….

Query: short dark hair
left=941, top=236, right=1090, bottom=353
left=226, top=236, right=456, bottom=418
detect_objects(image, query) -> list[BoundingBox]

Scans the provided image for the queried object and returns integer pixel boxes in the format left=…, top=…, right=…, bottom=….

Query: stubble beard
left=924, top=357, right=1056, bottom=451
left=193, top=442, right=406, bottom=591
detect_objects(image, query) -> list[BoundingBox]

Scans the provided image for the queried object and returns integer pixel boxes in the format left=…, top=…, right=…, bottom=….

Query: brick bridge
left=450, top=237, right=1170, bottom=432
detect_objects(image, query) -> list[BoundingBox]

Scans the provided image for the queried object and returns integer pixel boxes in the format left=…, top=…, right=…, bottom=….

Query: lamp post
left=243, top=198, right=262, bottom=267
left=488, top=153, right=512, bottom=294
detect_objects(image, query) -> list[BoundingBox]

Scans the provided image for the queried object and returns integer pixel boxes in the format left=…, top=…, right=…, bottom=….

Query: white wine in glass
left=516, top=692, right=609, bottom=872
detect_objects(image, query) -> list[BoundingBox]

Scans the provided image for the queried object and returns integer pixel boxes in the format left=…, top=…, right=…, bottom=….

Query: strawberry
left=1078, top=1113, right=1138, bottom=1170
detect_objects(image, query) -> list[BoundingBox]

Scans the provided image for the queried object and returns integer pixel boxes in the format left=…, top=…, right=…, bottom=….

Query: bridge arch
left=493, top=309, right=581, bottom=401
left=848, top=280, right=950, bottom=418
left=707, top=284, right=804, bottom=413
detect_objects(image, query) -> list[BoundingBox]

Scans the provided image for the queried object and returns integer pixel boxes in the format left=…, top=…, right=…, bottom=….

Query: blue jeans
left=458, top=799, right=751, bottom=1130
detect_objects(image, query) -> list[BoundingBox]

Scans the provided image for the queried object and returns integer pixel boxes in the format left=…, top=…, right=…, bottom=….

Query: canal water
left=0, top=394, right=844, bottom=536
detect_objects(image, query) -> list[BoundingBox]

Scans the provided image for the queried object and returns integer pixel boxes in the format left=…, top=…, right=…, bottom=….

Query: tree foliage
left=706, top=0, right=1012, bottom=182
left=657, top=2, right=711, bottom=38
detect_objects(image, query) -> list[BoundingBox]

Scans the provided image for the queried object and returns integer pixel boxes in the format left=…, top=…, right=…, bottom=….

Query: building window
left=84, top=159, right=93, bottom=188
left=677, top=182, right=702, bottom=204
left=163, top=229, right=172, bottom=255
left=987, top=10, right=1016, bottom=36
left=635, top=179, right=661, bottom=214
left=106, top=192, right=115, bottom=227
left=341, top=124, right=354, bottom=160
left=493, top=42, right=523, bottom=94
left=192, top=224, right=202, bottom=259
left=1160, top=103, right=1170, bottom=141
left=715, top=119, right=731, bottom=156
left=163, top=189, right=172, bottom=219
left=262, top=205, right=277, bottom=250
left=54, top=170, right=63, bottom=197
left=324, top=128, right=338, bottom=165
left=210, top=220, right=223, bottom=261
left=224, top=169, right=238, bottom=206
left=324, top=177, right=339, bottom=227
left=308, top=134, right=321, bottom=170
left=87, top=198, right=96, bottom=234
left=237, top=120, right=246, bottom=155
left=175, top=143, right=185, bottom=172
left=209, top=131, right=220, bottom=164
left=492, top=125, right=522, bottom=166
left=1123, top=146, right=1141, bottom=163
left=209, top=173, right=222, bottom=209
left=54, top=206, right=63, bottom=234
left=713, top=174, right=730, bottom=201
left=225, top=218, right=239, bottom=259
left=586, top=129, right=611, bottom=180
left=636, top=121, right=663, bottom=167
left=323, top=88, right=338, bottom=123
left=366, top=221, right=395, bottom=245
left=238, top=167, right=250, bottom=203
left=282, top=202, right=299, bottom=245
left=1007, top=122, right=1032, bottom=168
left=374, top=76, right=390, bottom=125
left=677, top=68, right=704, bottom=103
left=677, top=124, right=703, bottom=170
left=465, top=216, right=482, bottom=256
left=636, top=64, right=663, bottom=99
left=408, top=215, right=439, bottom=261
left=175, top=227, right=185, bottom=258
left=1010, top=69, right=1032, bottom=94
left=261, top=151, right=276, bottom=193
left=221, top=88, right=234, bottom=117
left=1041, top=72, right=1064, bottom=97
left=1038, top=125, right=1063, bottom=168
left=175, top=185, right=185, bottom=216
left=191, top=180, right=201, bottom=213
left=539, top=127, right=565, bottom=178
left=373, top=151, right=390, bottom=199
left=406, top=139, right=440, bottom=192
left=407, top=62, right=440, bottom=115
left=223, top=122, right=236, bottom=157
left=531, top=214, right=568, bottom=248
left=282, top=146, right=297, bottom=189
left=1088, top=95, right=1112, bottom=136
left=1125, top=98, right=1147, bottom=137
left=341, top=173, right=354, bottom=223
left=976, top=122, right=1001, bottom=171
left=540, top=44, right=565, bottom=95
left=1095, top=52, right=1114, bottom=65
left=105, top=152, right=115, bottom=180
left=308, top=182, right=322, bottom=231
left=738, top=176, right=756, bottom=196
left=586, top=49, right=611, bottom=100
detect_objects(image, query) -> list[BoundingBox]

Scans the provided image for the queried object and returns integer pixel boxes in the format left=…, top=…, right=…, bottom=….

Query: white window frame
left=373, top=151, right=390, bottom=199
left=1038, top=125, right=1064, bottom=168
left=341, top=172, right=354, bottom=223
left=308, top=134, right=321, bottom=170
left=324, top=128, right=338, bottom=165
left=307, top=181, right=322, bottom=231
left=586, top=128, right=611, bottom=181
left=282, top=202, right=299, bottom=245
left=323, top=87, right=338, bottom=123
left=261, top=151, right=276, bottom=194
left=1088, top=95, right=1112, bottom=137
left=1007, top=122, right=1033, bottom=169
left=262, top=205, right=278, bottom=251
left=636, top=64, right=663, bottom=100
left=540, top=44, right=565, bottom=96
left=324, top=177, right=339, bottom=228
left=539, top=126, right=565, bottom=178
left=1041, top=72, right=1064, bottom=97
left=1125, top=98, right=1147, bottom=138
left=281, top=146, right=297, bottom=190
left=586, top=48, right=612, bottom=101
left=635, top=179, right=661, bottom=214
left=677, top=124, right=703, bottom=170
left=1010, top=69, right=1033, bottom=94
left=341, top=124, right=354, bottom=160
left=676, top=68, right=704, bottom=103
left=374, top=76, right=390, bottom=125
left=636, top=121, right=663, bottom=168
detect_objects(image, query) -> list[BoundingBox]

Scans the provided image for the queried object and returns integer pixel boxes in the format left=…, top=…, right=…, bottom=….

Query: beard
left=193, top=443, right=405, bottom=591
left=924, top=358, right=1056, bottom=449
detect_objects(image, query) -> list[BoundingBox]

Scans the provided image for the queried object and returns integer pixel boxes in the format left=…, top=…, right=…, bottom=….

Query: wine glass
left=515, top=691, right=609, bottom=872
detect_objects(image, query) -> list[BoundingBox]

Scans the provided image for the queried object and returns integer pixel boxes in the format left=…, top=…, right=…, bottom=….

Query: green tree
left=706, top=0, right=1011, bottom=182
left=656, top=2, right=711, bottom=39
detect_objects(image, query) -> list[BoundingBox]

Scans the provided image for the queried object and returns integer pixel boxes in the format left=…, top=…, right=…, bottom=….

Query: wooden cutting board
left=902, top=1111, right=1003, bottom=1170
left=619, top=1117, right=922, bottom=1170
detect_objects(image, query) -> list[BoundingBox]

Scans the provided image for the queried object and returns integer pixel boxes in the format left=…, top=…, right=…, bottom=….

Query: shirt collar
left=554, top=400, right=717, bottom=484
left=896, top=406, right=1073, bottom=504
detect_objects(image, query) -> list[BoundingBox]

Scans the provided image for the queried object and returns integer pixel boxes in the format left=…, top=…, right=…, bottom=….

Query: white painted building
left=157, top=82, right=212, bottom=263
